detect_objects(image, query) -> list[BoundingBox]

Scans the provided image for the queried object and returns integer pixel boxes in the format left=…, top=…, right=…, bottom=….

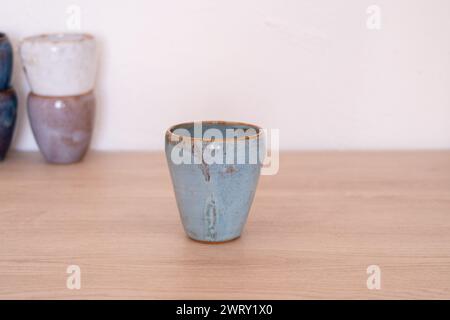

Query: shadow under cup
left=165, top=121, right=265, bottom=243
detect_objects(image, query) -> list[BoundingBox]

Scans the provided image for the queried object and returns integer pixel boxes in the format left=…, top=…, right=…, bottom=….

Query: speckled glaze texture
left=0, top=33, right=13, bottom=90
left=20, top=33, right=97, bottom=96
left=0, top=88, right=17, bottom=160
left=27, top=91, right=95, bottom=164
left=165, top=121, right=265, bottom=243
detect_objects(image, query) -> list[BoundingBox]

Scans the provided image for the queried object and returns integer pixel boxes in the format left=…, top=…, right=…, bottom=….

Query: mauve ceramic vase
left=0, top=88, right=17, bottom=160
left=27, top=91, right=95, bottom=164
left=0, top=32, right=13, bottom=90
left=165, top=121, right=265, bottom=243
left=20, top=33, right=97, bottom=96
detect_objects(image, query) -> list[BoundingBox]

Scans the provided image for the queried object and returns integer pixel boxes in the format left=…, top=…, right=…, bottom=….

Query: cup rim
left=0, top=87, right=15, bottom=96
left=166, top=120, right=263, bottom=142
left=28, top=90, right=95, bottom=99
left=21, top=32, right=95, bottom=44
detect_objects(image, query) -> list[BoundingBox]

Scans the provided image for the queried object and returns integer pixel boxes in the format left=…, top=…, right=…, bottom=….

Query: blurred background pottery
left=0, top=32, right=13, bottom=91
left=20, top=33, right=97, bottom=96
left=0, top=88, right=17, bottom=160
left=27, top=91, right=95, bottom=164
left=165, top=121, right=265, bottom=243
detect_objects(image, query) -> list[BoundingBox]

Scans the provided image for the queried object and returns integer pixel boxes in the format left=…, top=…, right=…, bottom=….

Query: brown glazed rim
left=0, top=87, right=16, bottom=97
left=29, top=90, right=95, bottom=99
left=166, top=120, right=263, bottom=142
left=21, top=32, right=95, bottom=44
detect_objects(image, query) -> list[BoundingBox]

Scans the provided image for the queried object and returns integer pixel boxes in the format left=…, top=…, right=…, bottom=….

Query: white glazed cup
left=20, top=33, right=97, bottom=97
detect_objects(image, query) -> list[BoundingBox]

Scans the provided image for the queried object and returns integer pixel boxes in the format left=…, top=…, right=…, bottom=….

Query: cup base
left=43, top=156, right=85, bottom=165
left=187, top=235, right=241, bottom=244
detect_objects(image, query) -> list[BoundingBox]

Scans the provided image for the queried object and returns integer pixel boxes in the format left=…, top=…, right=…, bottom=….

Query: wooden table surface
left=0, top=151, right=449, bottom=299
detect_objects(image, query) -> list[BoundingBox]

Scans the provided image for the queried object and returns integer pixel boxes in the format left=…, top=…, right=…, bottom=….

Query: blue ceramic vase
left=0, top=88, right=17, bottom=160
left=165, top=121, right=265, bottom=243
left=0, top=33, right=13, bottom=90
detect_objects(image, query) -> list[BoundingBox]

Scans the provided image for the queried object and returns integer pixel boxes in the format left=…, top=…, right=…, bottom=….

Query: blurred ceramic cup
left=20, top=33, right=97, bottom=96
left=21, top=33, right=98, bottom=164
left=165, top=121, right=266, bottom=243
left=27, top=91, right=95, bottom=164
left=0, top=32, right=13, bottom=90
left=0, top=88, right=17, bottom=160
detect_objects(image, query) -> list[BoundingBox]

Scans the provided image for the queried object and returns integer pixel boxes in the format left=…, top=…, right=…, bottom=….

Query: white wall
left=1, top=0, right=449, bottom=151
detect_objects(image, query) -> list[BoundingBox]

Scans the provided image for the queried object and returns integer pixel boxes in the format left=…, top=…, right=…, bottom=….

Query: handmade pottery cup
left=0, top=33, right=13, bottom=90
left=27, top=91, right=95, bottom=164
left=0, top=88, right=17, bottom=160
left=20, top=33, right=97, bottom=96
left=165, top=121, right=265, bottom=243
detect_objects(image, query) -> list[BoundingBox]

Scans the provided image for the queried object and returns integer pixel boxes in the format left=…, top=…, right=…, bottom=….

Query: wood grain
left=0, top=151, right=449, bottom=299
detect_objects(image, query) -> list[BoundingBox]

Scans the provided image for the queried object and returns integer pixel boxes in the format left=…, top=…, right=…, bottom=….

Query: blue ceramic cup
left=165, top=121, right=265, bottom=243
left=0, top=33, right=13, bottom=90
left=0, top=88, right=17, bottom=160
